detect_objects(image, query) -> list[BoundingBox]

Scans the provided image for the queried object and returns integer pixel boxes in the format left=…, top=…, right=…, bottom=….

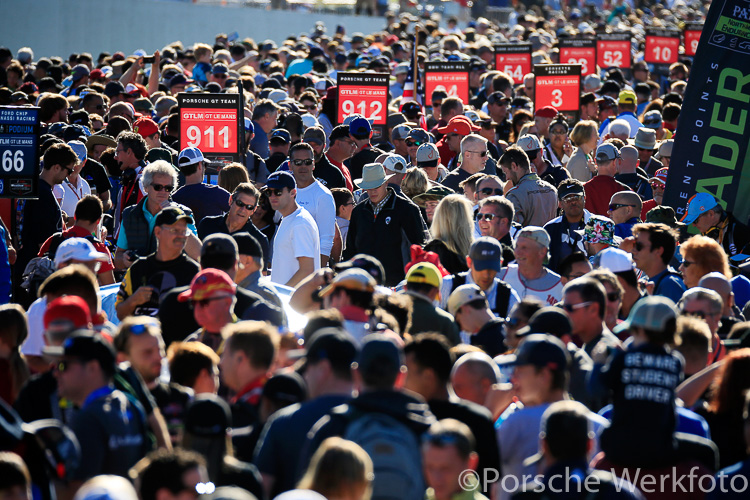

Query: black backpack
left=450, top=272, right=512, bottom=318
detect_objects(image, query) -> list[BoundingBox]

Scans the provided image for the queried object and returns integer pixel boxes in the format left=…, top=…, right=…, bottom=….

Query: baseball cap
left=406, top=262, right=442, bottom=289
left=448, top=284, right=487, bottom=316
left=54, top=238, right=109, bottom=268
left=437, top=115, right=480, bottom=136
left=232, top=232, right=262, bottom=258
left=354, top=333, right=404, bottom=378
left=178, top=146, right=205, bottom=167
left=211, top=63, right=229, bottom=75
left=516, top=134, right=542, bottom=153
left=168, top=74, right=188, bottom=89
left=416, top=143, right=440, bottom=164
left=391, top=124, right=412, bottom=141
left=596, top=247, right=634, bottom=273
left=469, top=237, right=503, bottom=272
left=595, top=143, right=620, bottom=162
left=643, top=110, right=663, bottom=129
left=134, top=98, right=154, bottom=114
left=262, top=372, right=307, bottom=405
left=154, top=206, right=194, bottom=226
left=613, top=295, right=678, bottom=334
left=303, top=126, right=326, bottom=145
left=42, top=295, right=92, bottom=334
left=67, top=140, right=87, bottom=164
left=202, top=233, right=238, bottom=259
left=178, top=269, right=237, bottom=302
left=680, top=193, right=719, bottom=225
left=487, top=92, right=511, bottom=105
left=270, top=128, right=291, bottom=144
left=516, top=307, right=573, bottom=339
left=265, top=170, right=297, bottom=190
left=401, top=101, right=423, bottom=117
left=349, top=116, right=372, bottom=137
left=304, top=328, right=359, bottom=372
left=133, top=117, right=158, bottom=138
left=513, top=334, right=570, bottom=371
left=387, top=113, right=408, bottom=129
left=43, top=331, right=116, bottom=375
left=649, top=167, right=669, bottom=185
left=596, top=95, right=617, bottom=111
left=618, top=90, right=637, bottom=105
left=71, top=64, right=90, bottom=82
left=319, top=268, right=376, bottom=298
left=63, top=124, right=90, bottom=143
left=516, top=226, right=550, bottom=249
left=406, top=128, right=431, bottom=144
left=103, top=80, right=126, bottom=98
left=382, top=154, right=408, bottom=174
left=146, top=148, right=173, bottom=165
left=534, top=106, right=558, bottom=119
left=334, top=254, right=386, bottom=286
left=184, top=394, right=231, bottom=436
left=655, top=140, right=673, bottom=159
left=557, top=181, right=584, bottom=200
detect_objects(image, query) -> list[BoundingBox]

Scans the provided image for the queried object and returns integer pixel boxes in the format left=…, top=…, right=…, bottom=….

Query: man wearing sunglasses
left=209, top=63, right=230, bottom=89
left=172, top=146, right=231, bottom=224
left=442, top=135, right=491, bottom=193
left=115, top=161, right=199, bottom=270
left=562, top=277, right=622, bottom=359
left=608, top=191, right=642, bottom=239
left=115, top=206, right=201, bottom=319
left=516, top=134, right=569, bottom=189
left=544, top=179, right=591, bottom=273
left=346, top=117, right=384, bottom=181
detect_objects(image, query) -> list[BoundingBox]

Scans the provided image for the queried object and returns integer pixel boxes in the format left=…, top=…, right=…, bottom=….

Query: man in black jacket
left=344, top=163, right=428, bottom=286
left=544, top=179, right=590, bottom=273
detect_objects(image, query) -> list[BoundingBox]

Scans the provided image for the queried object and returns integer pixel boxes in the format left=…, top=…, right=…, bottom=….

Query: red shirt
left=231, top=375, right=267, bottom=405
left=38, top=225, right=115, bottom=274
left=641, top=199, right=657, bottom=220
left=327, top=153, right=354, bottom=192
left=583, top=175, right=632, bottom=217
left=436, top=136, right=456, bottom=166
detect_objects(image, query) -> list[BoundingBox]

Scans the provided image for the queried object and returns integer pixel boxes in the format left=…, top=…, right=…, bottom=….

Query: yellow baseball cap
left=405, top=262, right=442, bottom=289
left=618, top=90, right=636, bottom=105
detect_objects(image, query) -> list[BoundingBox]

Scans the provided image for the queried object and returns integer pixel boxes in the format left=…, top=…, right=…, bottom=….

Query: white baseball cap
left=382, top=154, right=408, bottom=174
left=517, top=134, right=542, bottom=152
left=596, top=247, right=635, bottom=273
left=54, top=238, right=109, bottom=268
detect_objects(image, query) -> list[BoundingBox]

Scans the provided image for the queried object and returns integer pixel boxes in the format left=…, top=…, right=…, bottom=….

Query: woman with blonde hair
left=218, top=163, right=251, bottom=193
left=401, top=167, right=429, bottom=200
left=298, top=437, right=373, bottom=500
left=679, top=235, right=731, bottom=288
left=566, top=120, right=599, bottom=182
left=423, top=194, right=474, bottom=275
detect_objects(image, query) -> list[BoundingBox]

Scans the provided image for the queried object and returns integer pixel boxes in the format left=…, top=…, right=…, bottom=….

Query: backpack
left=20, top=231, right=68, bottom=295
left=343, top=412, right=425, bottom=500
left=451, top=273, right=512, bottom=317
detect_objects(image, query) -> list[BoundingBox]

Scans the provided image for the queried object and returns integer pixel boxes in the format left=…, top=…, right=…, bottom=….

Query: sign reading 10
left=186, top=125, right=231, bottom=149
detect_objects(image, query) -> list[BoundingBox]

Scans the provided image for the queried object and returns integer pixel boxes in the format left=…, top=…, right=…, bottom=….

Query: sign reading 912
left=534, top=64, right=582, bottom=113
left=177, top=93, right=242, bottom=164
left=337, top=72, right=389, bottom=125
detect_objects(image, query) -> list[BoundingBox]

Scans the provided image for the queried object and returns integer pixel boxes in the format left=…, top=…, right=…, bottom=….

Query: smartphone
left=142, top=55, right=155, bottom=64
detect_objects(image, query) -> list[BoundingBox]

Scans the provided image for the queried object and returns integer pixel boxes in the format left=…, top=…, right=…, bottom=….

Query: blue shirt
left=192, top=61, right=211, bottom=85
left=651, top=267, right=687, bottom=303
left=116, top=197, right=198, bottom=250
left=250, top=122, right=270, bottom=160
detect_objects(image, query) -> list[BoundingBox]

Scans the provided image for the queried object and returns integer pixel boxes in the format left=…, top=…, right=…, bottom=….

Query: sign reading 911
left=558, top=39, right=597, bottom=76
left=424, top=62, right=470, bottom=107
left=0, top=106, right=40, bottom=199
left=534, top=64, right=582, bottom=114
left=178, top=93, right=242, bottom=166
left=337, top=73, right=389, bottom=125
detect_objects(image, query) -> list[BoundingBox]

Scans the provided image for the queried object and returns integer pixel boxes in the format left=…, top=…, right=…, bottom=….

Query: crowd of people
left=3, top=1, right=750, bottom=499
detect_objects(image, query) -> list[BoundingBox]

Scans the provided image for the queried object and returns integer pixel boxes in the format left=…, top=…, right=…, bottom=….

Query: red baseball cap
left=178, top=269, right=237, bottom=302
left=534, top=106, right=559, bottom=119
left=649, top=167, right=669, bottom=185
left=43, top=296, right=92, bottom=332
left=133, top=117, right=159, bottom=138
left=437, top=115, right=481, bottom=136
left=89, top=69, right=104, bottom=80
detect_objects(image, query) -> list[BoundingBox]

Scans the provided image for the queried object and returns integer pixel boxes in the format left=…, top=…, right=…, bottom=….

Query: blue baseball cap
left=265, top=170, right=296, bottom=190
left=469, top=237, right=503, bottom=271
left=349, top=116, right=372, bottom=137
left=244, top=117, right=254, bottom=134
left=680, top=193, right=719, bottom=225
left=270, top=128, right=291, bottom=144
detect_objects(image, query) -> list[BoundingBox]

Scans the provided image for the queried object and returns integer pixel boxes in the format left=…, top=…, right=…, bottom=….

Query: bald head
left=619, top=145, right=638, bottom=173
left=609, top=191, right=642, bottom=224
left=450, top=352, right=500, bottom=406
left=699, top=272, right=734, bottom=315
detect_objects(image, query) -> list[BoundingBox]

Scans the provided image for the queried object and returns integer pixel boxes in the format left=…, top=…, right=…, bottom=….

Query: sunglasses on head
left=476, top=213, right=497, bottom=221
left=480, top=187, right=503, bottom=196
left=562, top=301, right=592, bottom=313
left=292, top=159, right=314, bottom=166
left=234, top=198, right=256, bottom=210
left=151, top=183, right=174, bottom=192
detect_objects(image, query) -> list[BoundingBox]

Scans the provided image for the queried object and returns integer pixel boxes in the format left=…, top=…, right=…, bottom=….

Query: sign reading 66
left=337, top=72, right=389, bottom=126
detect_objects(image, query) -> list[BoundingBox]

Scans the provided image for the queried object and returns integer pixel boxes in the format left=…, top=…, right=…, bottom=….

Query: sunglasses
left=608, top=203, right=634, bottom=211
left=292, top=159, right=314, bottom=166
left=561, top=194, right=583, bottom=203
left=480, top=187, right=503, bottom=196
left=634, top=241, right=650, bottom=251
left=234, top=198, right=256, bottom=210
left=61, top=165, right=74, bottom=175
left=651, top=182, right=665, bottom=189
left=151, top=183, right=174, bottom=192
left=265, top=188, right=285, bottom=197
left=405, top=140, right=423, bottom=147
left=213, top=73, right=228, bottom=78
left=304, top=104, right=318, bottom=111
left=469, top=150, right=488, bottom=157
left=562, top=301, right=592, bottom=313
left=476, top=213, right=497, bottom=221
left=682, top=260, right=696, bottom=268
left=190, top=296, right=230, bottom=309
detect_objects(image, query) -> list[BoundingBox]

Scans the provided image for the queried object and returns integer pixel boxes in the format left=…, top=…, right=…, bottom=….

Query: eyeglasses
left=151, top=183, right=174, bottom=192
left=190, top=296, right=230, bottom=309
left=606, top=292, right=621, bottom=302
left=234, top=198, right=256, bottom=210
left=343, top=201, right=355, bottom=206
left=468, top=150, right=488, bottom=157
left=681, top=260, right=696, bottom=268
left=562, top=301, right=592, bottom=313
left=292, top=159, right=314, bottom=166
left=480, top=187, right=503, bottom=196
left=265, top=188, right=285, bottom=197
left=550, top=129, right=567, bottom=135
left=405, top=140, right=422, bottom=147
left=561, top=194, right=583, bottom=203
left=163, top=228, right=188, bottom=236
left=608, top=203, right=635, bottom=212
left=476, top=213, right=497, bottom=221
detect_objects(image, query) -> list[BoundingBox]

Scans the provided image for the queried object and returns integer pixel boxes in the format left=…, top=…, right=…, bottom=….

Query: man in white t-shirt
left=288, top=142, right=336, bottom=267
left=53, top=140, right=92, bottom=218
left=499, top=226, right=563, bottom=306
left=266, top=171, right=320, bottom=287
